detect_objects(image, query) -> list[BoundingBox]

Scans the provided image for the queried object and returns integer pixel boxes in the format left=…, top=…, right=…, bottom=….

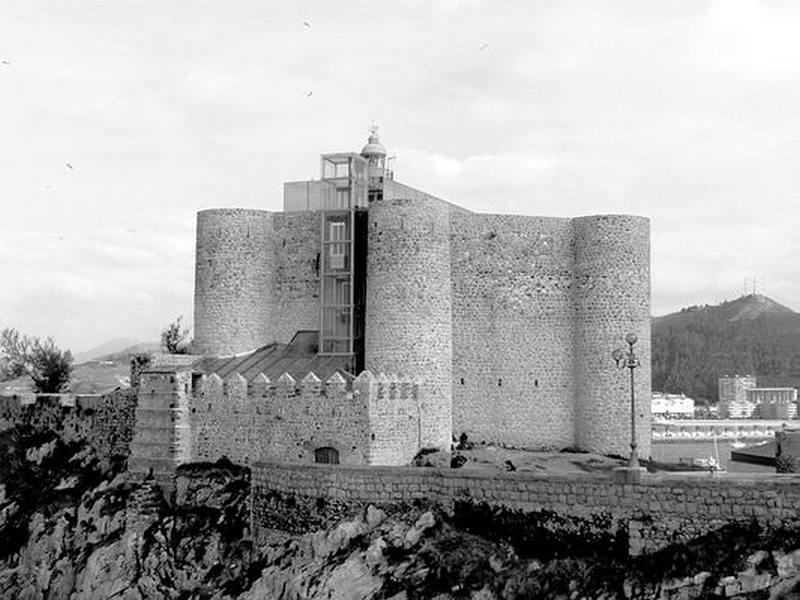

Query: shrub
left=161, top=316, right=191, bottom=354
left=28, top=337, right=73, bottom=393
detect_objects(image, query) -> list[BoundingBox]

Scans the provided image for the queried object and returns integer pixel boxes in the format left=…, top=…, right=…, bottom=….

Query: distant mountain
left=1, top=339, right=159, bottom=395
left=91, top=342, right=160, bottom=364
left=652, top=294, right=800, bottom=403
left=73, top=338, right=144, bottom=363
left=0, top=361, right=131, bottom=395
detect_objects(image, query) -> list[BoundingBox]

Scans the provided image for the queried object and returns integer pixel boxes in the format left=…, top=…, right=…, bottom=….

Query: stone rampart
left=365, top=197, right=453, bottom=451
left=0, top=389, right=137, bottom=461
left=270, top=212, right=322, bottom=345
left=573, top=215, right=651, bottom=457
left=450, top=213, right=576, bottom=449
left=251, top=461, right=800, bottom=556
left=135, top=369, right=421, bottom=471
left=191, top=199, right=651, bottom=458
left=128, top=369, right=193, bottom=490
left=448, top=212, right=651, bottom=456
left=193, top=209, right=321, bottom=356
left=194, top=209, right=275, bottom=355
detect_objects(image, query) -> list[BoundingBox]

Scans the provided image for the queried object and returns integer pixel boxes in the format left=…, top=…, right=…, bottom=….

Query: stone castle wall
left=365, top=197, right=453, bottom=451
left=192, top=197, right=651, bottom=457
left=0, top=389, right=137, bottom=460
left=128, top=369, right=193, bottom=489
left=194, top=209, right=275, bottom=355
left=573, top=215, right=651, bottom=457
left=251, top=461, right=800, bottom=556
left=448, top=211, right=651, bottom=455
left=129, top=368, right=422, bottom=471
left=271, top=212, right=322, bottom=344
left=450, top=213, right=576, bottom=449
left=193, top=209, right=320, bottom=356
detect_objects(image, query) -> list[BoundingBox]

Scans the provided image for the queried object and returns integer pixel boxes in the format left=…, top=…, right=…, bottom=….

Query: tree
left=27, top=337, right=73, bottom=393
left=161, top=316, right=191, bottom=354
left=1, top=328, right=72, bottom=392
left=0, top=327, right=31, bottom=381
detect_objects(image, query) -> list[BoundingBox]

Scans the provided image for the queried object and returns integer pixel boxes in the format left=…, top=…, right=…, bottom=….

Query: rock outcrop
left=5, top=425, right=800, bottom=599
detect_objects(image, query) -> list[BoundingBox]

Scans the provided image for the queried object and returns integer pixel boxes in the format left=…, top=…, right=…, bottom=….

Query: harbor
left=650, top=438, right=775, bottom=473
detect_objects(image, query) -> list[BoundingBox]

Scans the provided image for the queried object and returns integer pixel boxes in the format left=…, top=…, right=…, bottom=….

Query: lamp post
left=612, top=332, right=641, bottom=469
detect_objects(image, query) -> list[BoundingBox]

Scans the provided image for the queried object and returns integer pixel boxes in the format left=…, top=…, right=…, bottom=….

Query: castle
left=129, top=129, right=652, bottom=485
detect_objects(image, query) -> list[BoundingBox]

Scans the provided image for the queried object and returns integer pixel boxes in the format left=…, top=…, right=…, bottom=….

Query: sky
left=2, top=0, right=800, bottom=354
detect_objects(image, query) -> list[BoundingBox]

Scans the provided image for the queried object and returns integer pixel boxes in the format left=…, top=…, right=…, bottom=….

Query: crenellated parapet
left=190, top=369, right=416, bottom=416
left=169, top=368, right=423, bottom=469
left=354, top=370, right=421, bottom=466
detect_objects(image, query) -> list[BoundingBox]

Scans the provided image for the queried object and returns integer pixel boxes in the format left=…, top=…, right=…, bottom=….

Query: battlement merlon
left=182, top=369, right=419, bottom=412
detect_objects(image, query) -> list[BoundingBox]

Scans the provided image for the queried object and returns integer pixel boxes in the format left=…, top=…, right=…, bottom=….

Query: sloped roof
left=192, top=332, right=355, bottom=383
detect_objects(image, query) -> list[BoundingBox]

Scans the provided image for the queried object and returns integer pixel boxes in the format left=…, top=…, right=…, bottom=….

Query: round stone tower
left=193, top=209, right=274, bottom=356
left=365, top=197, right=453, bottom=450
left=572, top=215, right=651, bottom=458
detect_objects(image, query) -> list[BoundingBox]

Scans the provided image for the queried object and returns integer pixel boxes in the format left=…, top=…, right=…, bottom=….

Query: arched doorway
left=314, top=446, right=340, bottom=465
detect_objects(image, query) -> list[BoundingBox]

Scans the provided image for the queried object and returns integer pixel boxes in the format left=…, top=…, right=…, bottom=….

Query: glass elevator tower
left=282, top=127, right=391, bottom=373
left=318, top=153, right=368, bottom=369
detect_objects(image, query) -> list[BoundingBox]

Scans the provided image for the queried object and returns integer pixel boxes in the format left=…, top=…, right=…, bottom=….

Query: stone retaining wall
left=0, top=389, right=137, bottom=461
left=251, top=461, right=800, bottom=555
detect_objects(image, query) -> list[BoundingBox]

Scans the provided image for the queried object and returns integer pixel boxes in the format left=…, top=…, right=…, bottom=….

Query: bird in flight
left=66, top=162, right=73, bottom=170
left=1, top=60, right=9, bottom=65
left=303, top=20, right=311, bottom=28
left=306, top=91, right=313, bottom=97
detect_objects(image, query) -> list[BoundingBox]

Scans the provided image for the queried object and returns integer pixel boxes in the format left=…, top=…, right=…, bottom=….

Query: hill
left=0, top=360, right=131, bottom=395
left=91, top=341, right=159, bottom=363
left=652, top=294, right=800, bottom=402
left=73, top=338, right=158, bottom=363
left=72, top=337, right=142, bottom=363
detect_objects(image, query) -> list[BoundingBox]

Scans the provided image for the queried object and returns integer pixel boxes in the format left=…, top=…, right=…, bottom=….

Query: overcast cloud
left=2, top=0, right=799, bottom=353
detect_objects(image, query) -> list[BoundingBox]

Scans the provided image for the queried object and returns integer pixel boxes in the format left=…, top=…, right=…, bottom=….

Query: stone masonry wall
left=0, top=389, right=137, bottom=460
left=189, top=369, right=420, bottom=467
left=128, top=370, right=193, bottom=490
left=450, top=213, right=576, bottom=449
left=193, top=209, right=321, bottom=356
left=194, top=209, right=275, bottom=355
left=365, top=197, right=453, bottom=451
left=362, top=371, right=421, bottom=466
left=573, top=215, right=651, bottom=458
left=193, top=200, right=651, bottom=459
left=271, top=212, right=322, bottom=345
left=251, top=461, right=800, bottom=556
left=448, top=212, right=650, bottom=457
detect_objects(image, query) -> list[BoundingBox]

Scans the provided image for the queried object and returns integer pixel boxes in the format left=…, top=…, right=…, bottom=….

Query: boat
left=692, top=456, right=723, bottom=470
left=688, top=433, right=725, bottom=471
left=677, top=455, right=725, bottom=471
left=731, top=439, right=769, bottom=450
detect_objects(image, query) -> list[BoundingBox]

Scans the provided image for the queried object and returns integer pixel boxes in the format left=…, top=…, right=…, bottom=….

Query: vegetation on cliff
left=160, top=316, right=192, bottom=355
left=0, top=327, right=74, bottom=392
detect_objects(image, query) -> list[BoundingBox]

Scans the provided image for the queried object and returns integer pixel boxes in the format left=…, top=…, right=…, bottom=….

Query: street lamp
left=612, top=332, right=641, bottom=469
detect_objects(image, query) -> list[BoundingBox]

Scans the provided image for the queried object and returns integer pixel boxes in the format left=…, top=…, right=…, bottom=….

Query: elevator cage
left=319, top=209, right=367, bottom=365
left=319, top=153, right=368, bottom=210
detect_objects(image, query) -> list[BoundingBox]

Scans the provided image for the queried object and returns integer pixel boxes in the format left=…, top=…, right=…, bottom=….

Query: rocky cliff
left=5, top=426, right=800, bottom=599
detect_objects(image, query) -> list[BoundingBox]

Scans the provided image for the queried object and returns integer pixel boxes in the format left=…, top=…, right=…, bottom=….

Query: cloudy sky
left=2, top=0, right=799, bottom=354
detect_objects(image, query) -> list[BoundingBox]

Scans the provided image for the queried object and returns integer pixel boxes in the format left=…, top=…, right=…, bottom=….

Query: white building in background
left=651, top=392, right=695, bottom=419
left=717, top=375, right=798, bottom=419
left=718, top=375, right=758, bottom=419
left=748, top=387, right=798, bottom=419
